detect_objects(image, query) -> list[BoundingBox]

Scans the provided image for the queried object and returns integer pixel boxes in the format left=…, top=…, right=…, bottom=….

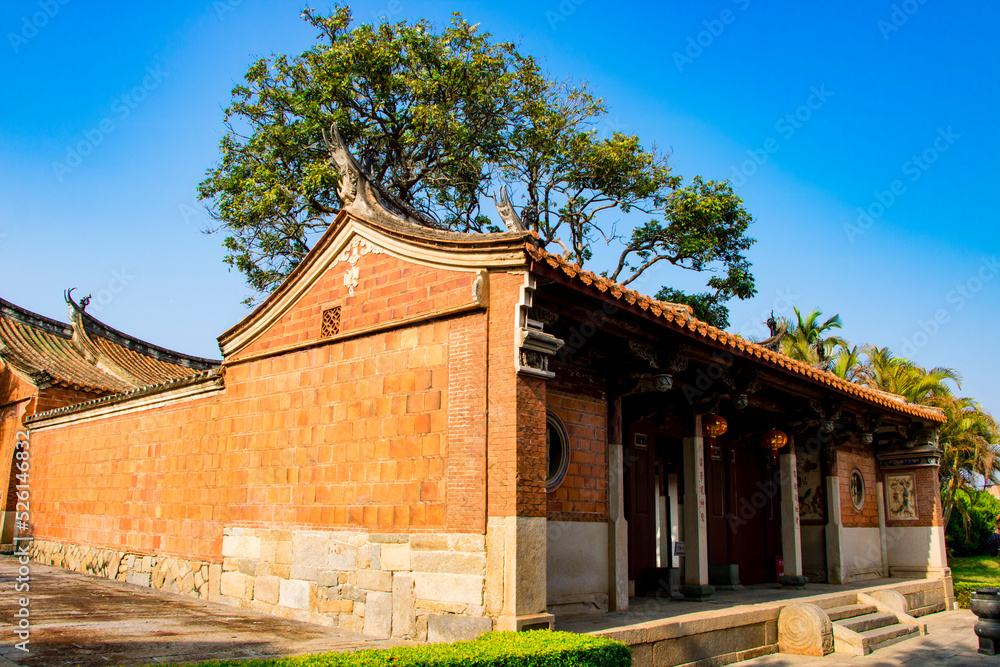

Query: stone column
left=607, top=441, right=628, bottom=611
left=825, top=476, right=845, bottom=584
left=779, top=447, right=807, bottom=588
left=681, top=413, right=713, bottom=600
left=876, top=480, right=889, bottom=577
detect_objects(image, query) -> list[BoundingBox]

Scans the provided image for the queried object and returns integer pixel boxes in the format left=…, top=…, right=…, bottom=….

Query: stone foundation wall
left=30, top=539, right=220, bottom=600
left=220, top=527, right=492, bottom=642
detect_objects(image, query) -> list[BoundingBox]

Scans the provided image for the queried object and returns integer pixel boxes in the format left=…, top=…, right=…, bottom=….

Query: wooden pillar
left=681, top=412, right=713, bottom=600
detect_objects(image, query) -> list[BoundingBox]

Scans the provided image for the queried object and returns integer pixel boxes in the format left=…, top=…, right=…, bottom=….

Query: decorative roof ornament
left=492, top=185, right=526, bottom=233
left=321, top=123, right=445, bottom=231
left=760, top=311, right=787, bottom=351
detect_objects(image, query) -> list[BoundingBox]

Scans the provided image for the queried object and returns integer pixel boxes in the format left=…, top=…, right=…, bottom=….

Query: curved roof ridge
left=0, top=297, right=73, bottom=339
left=67, top=292, right=219, bottom=369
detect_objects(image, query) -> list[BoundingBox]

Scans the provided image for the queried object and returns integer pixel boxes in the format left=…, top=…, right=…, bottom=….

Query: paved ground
left=0, top=556, right=402, bottom=666
left=739, top=609, right=992, bottom=666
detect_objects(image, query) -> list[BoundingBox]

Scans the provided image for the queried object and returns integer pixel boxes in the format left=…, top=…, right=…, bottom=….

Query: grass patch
left=152, top=631, right=630, bottom=667
left=950, top=555, right=1000, bottom=609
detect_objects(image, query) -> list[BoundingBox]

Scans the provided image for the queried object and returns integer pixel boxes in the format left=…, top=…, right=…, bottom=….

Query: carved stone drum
left=971, top=588, right=1000, bottom=655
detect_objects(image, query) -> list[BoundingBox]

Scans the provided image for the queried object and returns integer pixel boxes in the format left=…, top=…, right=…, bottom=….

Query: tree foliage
left=198, top=7, right=756, bottom=323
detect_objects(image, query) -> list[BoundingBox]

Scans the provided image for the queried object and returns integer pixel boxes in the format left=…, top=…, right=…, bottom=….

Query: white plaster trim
left=220, top=218, right=525, bottom=358
left=28, top=378, right=224, bottom=431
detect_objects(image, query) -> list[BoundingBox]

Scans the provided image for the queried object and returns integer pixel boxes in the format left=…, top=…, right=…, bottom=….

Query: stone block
left=412, top=551, right=485, bottom=576
left=414, top=573, right=483, bottom=606
left=364, top=591, right=393, bottom=639
left=222, top=535, right=262, bottom=560
left=293, top=532, right=330, bottom=568
left=411, top=535, right=449, bottom=551
left=318, top=599, right=354, bottom=613
left=427, top=614, right=493, bottom=642
left=381, top=544, right=411, bottom=571
left=127, top=571, right=151, bottom=588
left=341, top=614, right=364, bottom=633
left=392, top=574, right=416, bottom=638
left=280, top=578, right=312, bottom=610
left=330, top=540, right=359, bottom=570
left=254, top=575, right=280, bottom=605
left=275, top=542, right=293, bottom=565
left=220, top=572, right=252, bottom=600
left=357, top=569, right=393, bottom=592
left=449, top=534, right=485, bottom=553
left=209, top=564, right=222, bottom=600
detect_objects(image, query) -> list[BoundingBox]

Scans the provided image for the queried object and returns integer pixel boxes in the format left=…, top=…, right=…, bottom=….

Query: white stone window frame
left=546, top=412, right=571, bottom=493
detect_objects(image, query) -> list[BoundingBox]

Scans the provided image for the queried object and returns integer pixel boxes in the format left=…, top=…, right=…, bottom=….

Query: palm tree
left=779, top=308, right=847, bottom=368
left=830, top=345, right=864, bottom=382
left=934, top=396, right=1000, bottom=529
left=857, top=345, right=962, bottom=404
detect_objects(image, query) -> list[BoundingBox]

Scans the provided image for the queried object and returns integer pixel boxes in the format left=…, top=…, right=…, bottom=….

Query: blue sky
left=1, top=0, right=997, bottom=414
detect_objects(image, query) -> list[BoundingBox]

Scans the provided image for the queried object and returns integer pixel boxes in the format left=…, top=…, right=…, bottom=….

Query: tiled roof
left=525, top=244, right=946, bottom=423
left=0, top=295, right=221, bottom=407
left=24, top=367, right=223, bottom=424
left=0, top=298, right=128, bottom=393
left=68, top=295, right=218, bottom=387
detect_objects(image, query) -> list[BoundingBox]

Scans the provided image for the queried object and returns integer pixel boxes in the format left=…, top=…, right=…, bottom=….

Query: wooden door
left=625, top=426, right=656, bottom=589
left=730, top=445, right=782, bottom=584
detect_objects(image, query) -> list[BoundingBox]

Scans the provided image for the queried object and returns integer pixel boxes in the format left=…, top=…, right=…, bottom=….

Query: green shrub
left=945, top=489, right=1000, bottom=556
left=953, top=581, right=1000, bottom=610
left=158, top=631, right=630, bottom=667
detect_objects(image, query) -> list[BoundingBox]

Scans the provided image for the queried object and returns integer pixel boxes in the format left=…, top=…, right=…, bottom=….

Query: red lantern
left=703, top=414, right=728, bottom=438
left=761, top=429, right=789, bottom=465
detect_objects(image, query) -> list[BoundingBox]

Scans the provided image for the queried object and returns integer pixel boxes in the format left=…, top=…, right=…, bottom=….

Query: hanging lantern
left=761, top=428, right=789, bottom=465
left=703, top=414, right=728, bottom=438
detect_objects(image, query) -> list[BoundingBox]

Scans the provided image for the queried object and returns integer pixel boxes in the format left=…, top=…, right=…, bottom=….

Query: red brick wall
left=885, top=466, right=943, bottom=528
left=1, top=367, right=35, bottom=515
left=485, top=271, right=546, bottom=518
left=35, top=386, right=107, bottom=415
left=234, top=245, right=477, bottom=360
left=837, top=441, right=879, bottom=528
left=25, top=249, right=492, bottom=562
left=546, top=389, right=608, bottom=522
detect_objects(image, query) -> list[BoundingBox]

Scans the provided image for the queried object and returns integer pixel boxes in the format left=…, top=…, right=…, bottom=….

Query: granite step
left=838, top=612, right=900, bottom=634
left=824, top=603, right=878, bottom=622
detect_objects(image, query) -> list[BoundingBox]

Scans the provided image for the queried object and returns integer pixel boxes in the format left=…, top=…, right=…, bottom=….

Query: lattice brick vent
left=321, top=306, right=341, bottom=337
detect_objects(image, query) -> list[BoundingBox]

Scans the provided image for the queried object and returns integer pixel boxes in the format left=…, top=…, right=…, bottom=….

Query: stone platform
left=557, top=577, right=952, bottom=667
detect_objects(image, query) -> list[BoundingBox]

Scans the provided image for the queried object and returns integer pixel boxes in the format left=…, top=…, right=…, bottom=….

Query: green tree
left=935, top=396, right=1000, bottom=530
left=857, top=345, right=961, bottom=404
left=198, top=7, right=757, bottom=324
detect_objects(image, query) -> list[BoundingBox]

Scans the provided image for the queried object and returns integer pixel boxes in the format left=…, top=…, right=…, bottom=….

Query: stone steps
left=830, top=601, right=923, bottom=656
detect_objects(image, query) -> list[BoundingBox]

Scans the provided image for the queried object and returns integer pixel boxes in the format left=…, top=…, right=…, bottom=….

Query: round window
left=546, top=413, right=570, bottom=492
left=849, top=468, right=865, bottom=511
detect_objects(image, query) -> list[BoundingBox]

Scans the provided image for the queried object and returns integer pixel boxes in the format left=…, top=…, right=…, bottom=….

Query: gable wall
left=232, top=240, right=480, bottom=361
left=25, top=244, right=491, bottom=565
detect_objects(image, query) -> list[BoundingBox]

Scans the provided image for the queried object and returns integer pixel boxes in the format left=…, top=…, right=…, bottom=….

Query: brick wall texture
left=837, top=442, right=880, bottom=529
left=25, top=249, right=505, bottom=564
left=546, top=389, right=607, bottom=522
